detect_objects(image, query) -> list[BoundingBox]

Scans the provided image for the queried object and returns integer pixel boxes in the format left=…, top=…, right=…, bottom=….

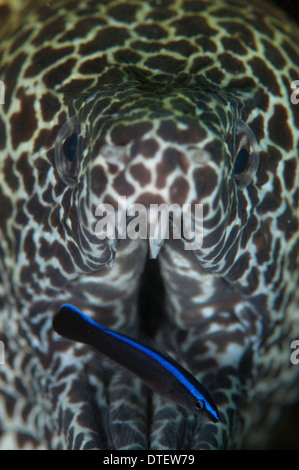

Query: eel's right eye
left=55, top=116, right=80, bottom=186
left=233, top=147, right=250, bottom=175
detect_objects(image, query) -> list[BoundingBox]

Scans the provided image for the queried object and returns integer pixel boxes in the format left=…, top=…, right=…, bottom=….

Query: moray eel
left=0, top=0, right=299, bottom=450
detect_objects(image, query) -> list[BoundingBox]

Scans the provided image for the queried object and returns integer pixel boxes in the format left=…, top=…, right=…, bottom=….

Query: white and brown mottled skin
left=0, top=0, right=298, bottom=450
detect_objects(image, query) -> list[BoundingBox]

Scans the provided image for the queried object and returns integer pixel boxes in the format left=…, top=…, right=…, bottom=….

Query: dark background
left=272, top=0, right=299, bottom=22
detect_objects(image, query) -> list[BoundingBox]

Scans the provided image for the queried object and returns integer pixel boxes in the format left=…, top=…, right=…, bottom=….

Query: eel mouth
left=137, top=257, right=166, bottom=338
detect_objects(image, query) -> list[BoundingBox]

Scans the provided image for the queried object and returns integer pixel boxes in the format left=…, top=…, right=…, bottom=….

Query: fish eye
left=54, top=116, right=80, bottom=186
left=233, top=147, right=250, bottom=175
left=63, top=133, right=78, bottom=163
left=196, top=400, right=204, bottom=411
left=232, top=119, right=259, bottom=189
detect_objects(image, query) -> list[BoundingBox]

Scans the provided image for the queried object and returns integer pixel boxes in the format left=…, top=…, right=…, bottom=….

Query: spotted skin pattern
left=0, top=0, right=299, bottom=450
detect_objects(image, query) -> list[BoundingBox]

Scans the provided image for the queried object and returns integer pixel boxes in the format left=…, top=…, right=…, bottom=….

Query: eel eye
left=196, top=400, right=204, bottom=411
left=234, top=147, right=250, bottom=175
left=55, top=116, right=80, bottom=186
left=63, top=133, right=78, bottom=163
left=232, top=119, right=259, bottom=189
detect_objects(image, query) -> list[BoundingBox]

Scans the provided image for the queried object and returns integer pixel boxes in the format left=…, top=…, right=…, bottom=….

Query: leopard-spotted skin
left=0, top=0, right=299, bottom=450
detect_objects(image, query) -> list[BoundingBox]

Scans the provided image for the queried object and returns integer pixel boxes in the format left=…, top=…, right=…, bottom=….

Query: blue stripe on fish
left=53, top=304, right=220, bottom=423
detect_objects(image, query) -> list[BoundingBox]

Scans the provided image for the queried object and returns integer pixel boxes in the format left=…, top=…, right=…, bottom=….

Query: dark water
left=272, top=0, right=299, bottom=23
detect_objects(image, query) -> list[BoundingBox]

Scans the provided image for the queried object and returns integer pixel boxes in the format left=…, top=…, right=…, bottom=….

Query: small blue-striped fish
left=53, top=304, right=220, bottom=423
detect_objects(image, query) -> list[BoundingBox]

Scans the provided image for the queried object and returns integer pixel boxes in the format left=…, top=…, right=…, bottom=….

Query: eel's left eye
left=55, top=116, right=80, bottom=186
left=233, top=119, right=259, bottom=189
